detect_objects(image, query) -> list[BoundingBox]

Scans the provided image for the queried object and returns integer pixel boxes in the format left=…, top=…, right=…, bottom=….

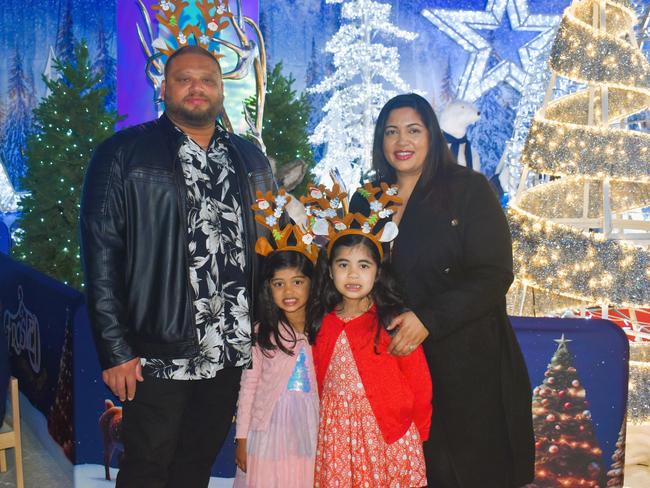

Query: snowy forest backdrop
left=2, top=0, right=650, bottom=207
left=0, top=0, right=116, bottom=192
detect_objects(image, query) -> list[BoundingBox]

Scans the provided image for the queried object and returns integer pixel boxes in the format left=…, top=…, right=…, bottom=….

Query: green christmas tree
left=245, top=62, right=314, bottom=195
left=12, top=42, right=119, bottom=290
left=530, top=335, right=605, bottom=487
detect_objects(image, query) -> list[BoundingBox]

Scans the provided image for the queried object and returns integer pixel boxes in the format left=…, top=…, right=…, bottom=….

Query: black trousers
left=423, top=408, right=514, bottom=488
left=423, top=409, right=461, bottom=488
left=116, top=367, right=242, bottom=488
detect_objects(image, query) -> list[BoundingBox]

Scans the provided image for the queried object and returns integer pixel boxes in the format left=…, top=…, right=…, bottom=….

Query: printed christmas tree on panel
left=47, top=311, right=74, bottom=462
left=56, top=0, right=75, bottom=65
left=308, top=0, right=417, bottom=192
left=0, top=50, right=36, bottom=190
left=92, top=20, right=117, bottom=113
left=467, top=84, right=517, bottom=176
left=606, top=420, right=625, bottom=488
left=530, top=335, right=605, bottom=487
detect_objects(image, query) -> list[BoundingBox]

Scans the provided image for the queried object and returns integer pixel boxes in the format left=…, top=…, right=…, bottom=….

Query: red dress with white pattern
left=314, top=331, right=427, bottom=488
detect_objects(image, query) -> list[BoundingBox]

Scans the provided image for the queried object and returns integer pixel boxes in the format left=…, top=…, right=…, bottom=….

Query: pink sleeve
left=235, top=343, right=263, bottom=439
left=396, top=346, right=433, bottom=441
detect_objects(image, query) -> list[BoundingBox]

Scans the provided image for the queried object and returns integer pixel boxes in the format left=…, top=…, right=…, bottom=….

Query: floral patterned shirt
left=142, top=127, right=252, bottom=379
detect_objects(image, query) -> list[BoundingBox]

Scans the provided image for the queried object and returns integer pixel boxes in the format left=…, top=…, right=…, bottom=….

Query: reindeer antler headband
left=252, top=188, right=319, bottom=263
left=301, top=182, right=401, bottom=260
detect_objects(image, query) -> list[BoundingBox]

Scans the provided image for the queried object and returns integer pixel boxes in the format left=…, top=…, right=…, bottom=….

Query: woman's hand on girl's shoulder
left=387, top=311, right=429, bottom=356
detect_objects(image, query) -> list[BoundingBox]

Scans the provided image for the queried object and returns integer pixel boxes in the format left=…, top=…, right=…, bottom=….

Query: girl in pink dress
left=233, top=250, right=319, bottom=488
left=310, top=233, right=433, bottom=488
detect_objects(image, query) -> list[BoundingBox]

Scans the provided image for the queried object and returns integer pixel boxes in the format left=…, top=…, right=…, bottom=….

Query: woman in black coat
left=350, top=93, right=534, bottom=487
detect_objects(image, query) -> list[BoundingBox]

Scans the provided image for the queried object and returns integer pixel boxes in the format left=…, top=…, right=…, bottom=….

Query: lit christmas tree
left=245, top=62, right=315, bottom=195
left=308, top=0, right=417, bottom=192
left=508, top=0, right=650, bottom=324
left=530, top=335, right=605, bottom=487
left=12, top=43, right=119, bottom=289
left=0, top=50, right=36, bottom=190
left=47, top=312, right=74, bottom=462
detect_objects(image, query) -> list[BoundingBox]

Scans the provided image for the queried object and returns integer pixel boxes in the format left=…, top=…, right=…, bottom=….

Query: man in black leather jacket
left=80, top=46, right=275, bottom=487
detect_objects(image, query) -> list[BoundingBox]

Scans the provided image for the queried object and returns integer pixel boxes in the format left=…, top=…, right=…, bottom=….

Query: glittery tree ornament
left=530, top=335, right=606, bottom=487
left=308, top=0, right=417, bottom=193
left=508, top=0, right=650, bottom=325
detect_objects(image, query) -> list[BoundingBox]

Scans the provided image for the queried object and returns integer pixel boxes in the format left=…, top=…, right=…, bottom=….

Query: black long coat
left=352, top=166, right=535, bottom=487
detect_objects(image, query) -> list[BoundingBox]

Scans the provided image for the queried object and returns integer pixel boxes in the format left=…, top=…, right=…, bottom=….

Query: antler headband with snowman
left=301, top=182, right=402, bottom=260
left=252, top=188, right=319, bottom=263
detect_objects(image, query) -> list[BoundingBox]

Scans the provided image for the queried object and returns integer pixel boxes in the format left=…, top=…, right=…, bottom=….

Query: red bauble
left=571, top=379, right=580, bottom=387
left=542, top=399, right=550, bottom=407
left=546, top=414, right=556, bottom=422
left=579, top=425, right=585, bottom=431
left=563, top=402, right=572, bottom=409
left=547, top=377, right=555, bottom=384
left=555, top=424, right=561, bottom=431
left=558, top=390, right=566, bottom=398
left=548, top=445, right=559, bottom=454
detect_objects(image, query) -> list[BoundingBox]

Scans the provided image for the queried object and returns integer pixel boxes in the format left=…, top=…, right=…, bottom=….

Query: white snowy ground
left=73, top=465, right=234, bottom=488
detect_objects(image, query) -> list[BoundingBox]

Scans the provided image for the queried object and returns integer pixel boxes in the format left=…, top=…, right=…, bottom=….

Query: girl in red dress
left=309, top=233, right=432, bottom=488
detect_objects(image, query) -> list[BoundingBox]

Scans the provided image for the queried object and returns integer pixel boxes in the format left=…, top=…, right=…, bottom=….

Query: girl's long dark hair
left=256, top=251, right=314, bottom=357
left=306, top=234, right=406, bottom=351
left=372, top=93, right=458, bottom=205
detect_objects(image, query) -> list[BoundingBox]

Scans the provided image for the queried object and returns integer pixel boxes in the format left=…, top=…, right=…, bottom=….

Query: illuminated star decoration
left=421, top=0, right=560, bottom=102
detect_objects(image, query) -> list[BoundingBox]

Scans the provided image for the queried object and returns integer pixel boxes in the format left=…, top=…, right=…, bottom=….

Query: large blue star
left=422, top=0, right=561, bottom=101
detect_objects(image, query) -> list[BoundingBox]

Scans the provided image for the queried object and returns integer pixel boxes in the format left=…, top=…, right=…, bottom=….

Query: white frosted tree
left=308, top=0, right=417, bottom=192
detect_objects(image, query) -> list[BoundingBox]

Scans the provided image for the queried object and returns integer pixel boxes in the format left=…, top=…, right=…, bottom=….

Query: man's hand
left=387, top=311, right=429, bottom=356
left=102, top=357, right=144, bottom=401
left=235, top=438, right=247, bottom=472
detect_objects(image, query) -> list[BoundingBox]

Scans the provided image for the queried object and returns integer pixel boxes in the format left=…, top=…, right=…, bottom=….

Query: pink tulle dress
left=233, top=344, right=319, bottom=488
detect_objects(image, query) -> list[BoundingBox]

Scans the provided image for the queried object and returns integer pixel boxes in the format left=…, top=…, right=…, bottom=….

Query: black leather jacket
left=80, top=113, right=275, bottom=370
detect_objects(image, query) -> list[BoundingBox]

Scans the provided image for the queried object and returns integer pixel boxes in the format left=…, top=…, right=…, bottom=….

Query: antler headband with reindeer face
left=301, top=182, right=402, bottom=260
left=252, top=188, right=319, bottom=263
left=137, top=0, right=267, bottom=145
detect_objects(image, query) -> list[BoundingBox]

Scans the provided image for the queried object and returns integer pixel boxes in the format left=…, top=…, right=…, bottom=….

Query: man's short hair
left=164, top=46, right=223, bottom=78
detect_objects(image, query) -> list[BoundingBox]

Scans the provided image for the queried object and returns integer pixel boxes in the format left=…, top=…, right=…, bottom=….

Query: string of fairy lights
left=509, top=0, right=650, bottom=315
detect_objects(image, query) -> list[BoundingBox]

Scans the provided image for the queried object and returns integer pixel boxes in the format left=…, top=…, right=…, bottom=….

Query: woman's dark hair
left=307, top=234, right=406, bottom=352
left=372, top=93, right=457, bottom=203
left=256, top=251, right=314, bottom=357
